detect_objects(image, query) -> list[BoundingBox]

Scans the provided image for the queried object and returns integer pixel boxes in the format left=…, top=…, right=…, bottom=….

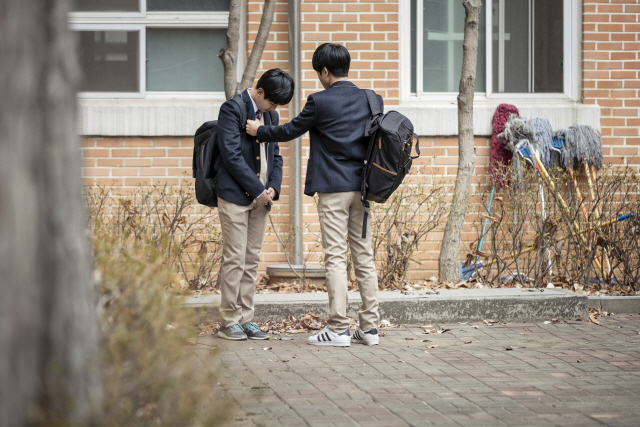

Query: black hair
left=312, top=43, right=350, bottom=78
left=255, top=68, right=295, bottom=105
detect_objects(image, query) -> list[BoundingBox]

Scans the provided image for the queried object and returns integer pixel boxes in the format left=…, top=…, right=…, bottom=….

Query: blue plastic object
left=551, top=135, right=564, bottom=152
left=459, top=261, right=483, bottom=281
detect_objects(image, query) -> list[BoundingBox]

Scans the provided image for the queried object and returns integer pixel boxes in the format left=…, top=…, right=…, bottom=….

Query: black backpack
left=360, top=89, right=420, bottom=237
left=192, top=94, right=246, bottom=208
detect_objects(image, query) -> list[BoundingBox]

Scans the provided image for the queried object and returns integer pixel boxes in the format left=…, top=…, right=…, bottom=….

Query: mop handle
left=526, top=150, right=603, bottom=272
left=477, top=186, right=495, bottom=254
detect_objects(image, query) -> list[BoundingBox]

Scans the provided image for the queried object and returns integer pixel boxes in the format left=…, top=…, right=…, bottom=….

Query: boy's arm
left=257, top=94, right=318, bottom=142
left=268, top=142, right=283, bottom=200
left=267, top=111, right=283, bottom=200
left=217, top=101, right=265, bottom=199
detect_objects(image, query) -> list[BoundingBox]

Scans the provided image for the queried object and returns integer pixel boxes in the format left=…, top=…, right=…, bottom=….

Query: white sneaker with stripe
left=351, top=327, right=379, bottom=346
left=308, top=326, right=351, bottom=347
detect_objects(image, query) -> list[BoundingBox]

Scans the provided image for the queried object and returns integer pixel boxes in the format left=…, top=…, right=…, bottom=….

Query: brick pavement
left=198, top=314, right=640, bottom=426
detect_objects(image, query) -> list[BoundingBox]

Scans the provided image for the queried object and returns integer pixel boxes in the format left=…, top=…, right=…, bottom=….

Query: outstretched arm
left=248, top=95, right=318, bottom=142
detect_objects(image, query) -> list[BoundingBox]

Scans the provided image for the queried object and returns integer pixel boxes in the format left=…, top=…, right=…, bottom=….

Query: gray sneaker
left=242, top=322, right=270, bottom=340
left=218, top=324, right=247, bottom=340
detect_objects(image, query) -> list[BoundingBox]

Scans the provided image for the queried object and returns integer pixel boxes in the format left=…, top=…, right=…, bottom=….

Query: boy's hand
left=267, top=187, right=276, bottom=200
left=255, top=190, right=273, bottom=206
left=246, top=119, right=260, bottom=136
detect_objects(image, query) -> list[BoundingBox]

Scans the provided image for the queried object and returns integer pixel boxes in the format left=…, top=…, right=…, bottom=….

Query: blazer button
left=245, top=192, right=249, bottom=196
left=256, top=173, right=260, bottom=177
left=256, top=156, right=260, bottom=160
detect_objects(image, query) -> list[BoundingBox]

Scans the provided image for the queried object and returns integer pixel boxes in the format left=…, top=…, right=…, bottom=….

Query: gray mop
left=524, top=117, right=554, bottom=171
left=564, top=125, right=603, bottom=170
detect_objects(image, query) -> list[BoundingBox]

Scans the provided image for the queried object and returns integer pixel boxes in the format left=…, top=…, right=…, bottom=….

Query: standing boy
left=216, top=69, right=294, bottom=341
left=246, top=44, right=382, bottom=347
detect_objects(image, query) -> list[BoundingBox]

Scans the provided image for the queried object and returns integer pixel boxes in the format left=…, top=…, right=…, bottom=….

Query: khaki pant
left=317, top=191, right=380, bottom=332
left=218, top=197, right=269, bottom=327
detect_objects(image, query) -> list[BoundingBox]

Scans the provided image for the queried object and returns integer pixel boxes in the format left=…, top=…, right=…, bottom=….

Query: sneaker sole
left=247, top=335, right=270, bottom=340
left=351, top=338, right=378, bottom=346
left=217, top=331, right=247, bottom=340
left=308, top=340, right=350, bottom=347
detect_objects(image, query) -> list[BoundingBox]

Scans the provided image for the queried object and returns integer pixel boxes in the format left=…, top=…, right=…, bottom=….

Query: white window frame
left=400, top=0, right=581, bottom=103
left=69, top=1, right=238, bottom=100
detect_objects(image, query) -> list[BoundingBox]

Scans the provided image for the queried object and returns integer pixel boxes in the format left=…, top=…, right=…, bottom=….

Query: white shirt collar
left=247, top=88, right=259, bottom=118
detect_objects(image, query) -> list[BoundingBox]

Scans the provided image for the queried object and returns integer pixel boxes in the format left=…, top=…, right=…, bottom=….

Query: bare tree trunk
left=0, top=1, right=102, bottom=425
left=219, top=0, right=277, bottom=98
left=218, top=0, right=242, bottom=99
left=238, top=0, right=277, bottom=93
left=438, top=0, right=482, bottom=282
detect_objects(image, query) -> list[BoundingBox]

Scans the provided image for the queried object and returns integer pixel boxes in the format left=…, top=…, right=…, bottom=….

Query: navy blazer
left=257, top=81, right=383, bottom=196
left=216, top=90, right=283, bottom=206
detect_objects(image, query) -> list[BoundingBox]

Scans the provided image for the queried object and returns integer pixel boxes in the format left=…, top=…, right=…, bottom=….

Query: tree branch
left=218, top=0, right=242, bottom=99
left=238, top=0, right=277, bottom=93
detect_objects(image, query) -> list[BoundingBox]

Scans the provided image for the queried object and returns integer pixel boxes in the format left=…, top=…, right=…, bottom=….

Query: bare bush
left=472, top=164, right=640, bottom=293
left=371, top=173, right=448, bottom=289
left=85, top=183, right=223, bottom=292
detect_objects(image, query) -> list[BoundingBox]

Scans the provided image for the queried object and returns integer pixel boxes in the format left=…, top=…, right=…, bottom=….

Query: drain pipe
left=288, top=0, right=303, bottom=266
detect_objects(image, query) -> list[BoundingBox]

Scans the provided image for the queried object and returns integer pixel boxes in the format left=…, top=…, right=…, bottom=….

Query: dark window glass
left=534, top=0, right=563, bottom=92
left=492, top=0, right=563, bottom=93
left=146, top=29, right=226, bottom=91
left=78, top=31, right=139, bottom=92
left=73, top=0, right=139, bottom=12
left=147, top=0, right=230, bottom=11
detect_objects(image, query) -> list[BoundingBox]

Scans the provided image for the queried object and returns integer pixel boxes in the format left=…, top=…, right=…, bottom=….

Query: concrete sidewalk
left=200, top=314, right=640, bottom=427
left=186, top=289, right=590, bottom=324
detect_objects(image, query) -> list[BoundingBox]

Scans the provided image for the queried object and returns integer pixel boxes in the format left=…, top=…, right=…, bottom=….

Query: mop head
left=564, top=125, right=603, bottom=170
left=524, top=117, right=553, bottom=170
left=498, top=114, right=537, bottom=180
left=490, top=103, right=519, bottom=188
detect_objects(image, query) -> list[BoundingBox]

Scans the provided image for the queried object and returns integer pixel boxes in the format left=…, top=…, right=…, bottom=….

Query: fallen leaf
left=459, top=322, right=468, bottom=325
left=379, top=332, right=387, bottom=337
left=544, top=321, right=552, bottom=324
left=398, top=360, right=405, bottom=363
left=405, top=337, right=416, bottom=340
left=505, top=347, right=513, bottom=351
left=427, top=344, right=438, bottom=349
left=577, top=360, right=582, bottom=363
left=464, top=341, right=472, bottom=344
left=263, top=347, right=272, bottom=351
left=589, top=313, right=601, bottom=326
left=281, top=360, right=289, bottom=363
left=186, top=338, right=197, bottom=346
left=437, top=329, right=451, bottom=334
left=421, top=339, right=431, bottom=342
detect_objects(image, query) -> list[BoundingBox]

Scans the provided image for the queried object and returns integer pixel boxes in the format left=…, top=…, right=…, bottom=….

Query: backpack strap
left=231, top=94, right=247, bottom=132
left=362, top=89, right=382, bottom=138
left=360, top=89, right=382, bottom=239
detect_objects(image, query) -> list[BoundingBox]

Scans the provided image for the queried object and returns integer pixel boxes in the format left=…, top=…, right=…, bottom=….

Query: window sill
left=396, top=101, right=601, bottom=137
left=78, top=97, right=226, bottom=136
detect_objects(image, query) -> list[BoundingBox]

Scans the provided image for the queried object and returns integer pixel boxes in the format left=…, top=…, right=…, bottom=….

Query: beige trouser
left=317, top=191, right=380, bottom=332
left=218, top=197, right=269, bottom=327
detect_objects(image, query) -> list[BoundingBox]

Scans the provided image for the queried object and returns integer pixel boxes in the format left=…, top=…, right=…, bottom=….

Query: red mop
left=490, top=103, right=519, bottom=188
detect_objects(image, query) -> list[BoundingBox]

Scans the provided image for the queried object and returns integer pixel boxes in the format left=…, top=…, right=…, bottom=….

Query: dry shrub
left=371, top=172, right=448, bottom=289
left=85, top=183, right=222, bottom=292
left=93, top=233, right=229, bottom=426
left=473, top=164, right=640, bottom=292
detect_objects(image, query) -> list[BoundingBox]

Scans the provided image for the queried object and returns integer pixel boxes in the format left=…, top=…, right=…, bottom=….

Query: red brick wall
left=583, top=0, right=640, bottom=166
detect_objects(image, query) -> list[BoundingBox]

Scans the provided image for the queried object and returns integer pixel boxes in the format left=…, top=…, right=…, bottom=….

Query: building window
left=70, top=0, right=231, bottom=97
left=405, top=0, right=578, bottom=100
